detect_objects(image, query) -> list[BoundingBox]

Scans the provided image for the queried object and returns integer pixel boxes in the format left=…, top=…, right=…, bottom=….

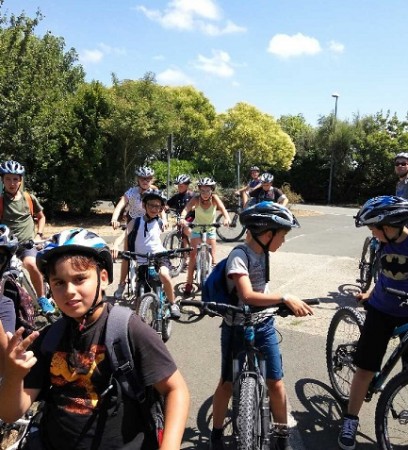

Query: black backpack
left=41, top=305, right=165, bottom=449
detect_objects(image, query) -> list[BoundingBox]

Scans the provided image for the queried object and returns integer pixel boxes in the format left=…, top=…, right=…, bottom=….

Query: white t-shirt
left=125, top=186, right=145, bottom=219
left=128, top=216, right=165, bottom=264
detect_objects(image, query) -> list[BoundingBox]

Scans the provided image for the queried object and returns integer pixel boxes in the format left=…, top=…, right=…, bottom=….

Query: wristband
left=37, top=232, right=43, bottom=238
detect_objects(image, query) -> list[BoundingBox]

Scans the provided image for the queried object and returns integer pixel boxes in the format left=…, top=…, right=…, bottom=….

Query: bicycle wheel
left=137, top=293, right=159, bottom=330
left=326, top=306, right=365, bottom=404
left=163, top=230, right=184, bottom=277
left=216, top=211, right=246, bottom=243
left=358, top=237, right=375, bottom=293
left=161, top=303, right=173, bottom=343
left=236, top=376, right=260, bottom=450
left=376, top=370, right=408, bottom=450
left=199, top=246, right=211, bottom=289
left=129, top=259, right=137, bottom=297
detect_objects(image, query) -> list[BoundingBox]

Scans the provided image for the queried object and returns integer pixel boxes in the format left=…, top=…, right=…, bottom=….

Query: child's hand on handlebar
left=283, top=295, right=314, bottom=317
left=355, top=291, right=370, bottom=303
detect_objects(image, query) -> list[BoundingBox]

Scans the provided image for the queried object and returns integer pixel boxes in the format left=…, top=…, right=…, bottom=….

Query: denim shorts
left=191, top=229, right=216, bottom=240
left=220, top=319, right=283, bottom=382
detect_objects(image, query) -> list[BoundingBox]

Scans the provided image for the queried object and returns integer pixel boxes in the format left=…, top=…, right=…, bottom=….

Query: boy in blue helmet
left=0, top=228, right=189, bottom=450
left=338, top=195, right=408, bottom=450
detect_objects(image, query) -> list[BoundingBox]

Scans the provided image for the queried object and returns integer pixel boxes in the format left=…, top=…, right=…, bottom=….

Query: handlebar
left=187, top=223, right=221, bottom=229
left=180, top=298, right=319, bottom=319
left=19, top=238, right=49, bottom=250
left=385, top=287, right=408, bottom=301
left=120, top=247, right=192, bottom=261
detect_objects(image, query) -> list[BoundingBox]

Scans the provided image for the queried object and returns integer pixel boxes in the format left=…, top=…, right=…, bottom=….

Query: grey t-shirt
left=396, top=177, right=408, bottom=199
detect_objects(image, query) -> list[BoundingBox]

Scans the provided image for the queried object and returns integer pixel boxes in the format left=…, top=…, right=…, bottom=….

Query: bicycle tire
left=375, top=370, right=408, bottom=450
left=161, top=293, right=173, bottom=343
left=199, top=246, right=210, bottom=289
left=129, top=259, right=138, bottom=298
left=326, top=306, right=365, bottom=404
left=163, top=230, right=184, bottom=277
left=216, top=211, right=246, bottom=242
left=359, top=237, right=375, bottom=293
left=137, top=293, right=158, bottom=330
left=236, top=376, right=259, bottom=450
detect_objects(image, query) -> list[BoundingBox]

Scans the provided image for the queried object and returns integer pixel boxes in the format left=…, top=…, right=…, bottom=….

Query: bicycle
left=180, top=298, right=319, bottom=450
left=357, top=236, right=381, bottom=293
left=216, top=195, right=246, bottom=243
left=187, top=223, right=220, bottom=290
left=326, top=288, right=408, bottom=450
left=120, top=247, right=191, bottom=342
left=163, top=209, right=191, bottom=277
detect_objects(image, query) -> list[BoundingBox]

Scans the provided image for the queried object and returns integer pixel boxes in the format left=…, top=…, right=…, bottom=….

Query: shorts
left=16, top=246, right=37, bottom=260
left=355, top=303, right=408, bottom=372
left=191, top=229, right=216, bottom=240
left=137, top=257, right=171, bottom=280
left=220, top=319, right=283, bottom=382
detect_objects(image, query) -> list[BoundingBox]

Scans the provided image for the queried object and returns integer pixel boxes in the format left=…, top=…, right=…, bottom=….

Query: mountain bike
left=326, top=288, right=408, bottom=450
left=216, top=195, right=246, bottom=243
left=188, top=223, right=220, bottom=290
left=163, top=209, right=191, bottom=277
left=120, top=248, right=191, bottom=342
left=357, top=236, right=381, bottom=293
left=180, top=298, right=319, bottom=450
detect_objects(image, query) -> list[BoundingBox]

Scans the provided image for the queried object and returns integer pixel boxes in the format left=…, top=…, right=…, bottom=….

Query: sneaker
left=37, top=296, right=55, bottom=314
left=272, top=425, right=292, bottom=450
left=170, top=303, right=181, bottom=319
left=183, top=283, right=193, bottom=296
left=114, top=283, right=126, bottom=300
left=208, top=439, right=224, bottom=450
left=338, top=415, right=359, bottom=450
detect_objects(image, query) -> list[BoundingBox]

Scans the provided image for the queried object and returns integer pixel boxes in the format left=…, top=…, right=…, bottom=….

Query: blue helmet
left=355, top=195, right=408, bottom=228
left=37, top=228, right=113, bottom=283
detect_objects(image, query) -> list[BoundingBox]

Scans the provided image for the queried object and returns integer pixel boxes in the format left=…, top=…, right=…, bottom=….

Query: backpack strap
left=0, top=191, right=34, bottom=220
left=127, top=217, right=142, bottom=254
left=40, top=317, right=68, bottom=354
left=225, top=244, right=251, bottom=306
left=105, top=305, right=144, bottom=401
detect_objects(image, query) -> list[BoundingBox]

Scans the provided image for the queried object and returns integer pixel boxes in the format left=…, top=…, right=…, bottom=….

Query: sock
left=211, top=428, right=223, bottom=441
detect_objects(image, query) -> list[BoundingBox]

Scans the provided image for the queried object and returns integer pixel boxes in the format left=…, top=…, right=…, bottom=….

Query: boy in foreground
left=0, top=228, right=189, bottom=449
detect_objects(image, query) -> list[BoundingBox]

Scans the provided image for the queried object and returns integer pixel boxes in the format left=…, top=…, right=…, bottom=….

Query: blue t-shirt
left=369, top=235, right=408, bottom=317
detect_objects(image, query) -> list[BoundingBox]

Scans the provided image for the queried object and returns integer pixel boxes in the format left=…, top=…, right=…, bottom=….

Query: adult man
left=395, top=152, right=408, bottom=198
left=0, top=160, right=54, bottom=313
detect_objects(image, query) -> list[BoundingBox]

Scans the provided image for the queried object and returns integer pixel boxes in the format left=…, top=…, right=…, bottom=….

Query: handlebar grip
left=385, top=287, right=408, bottom=299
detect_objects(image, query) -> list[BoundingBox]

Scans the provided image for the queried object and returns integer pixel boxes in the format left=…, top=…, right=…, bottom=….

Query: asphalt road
left=106, top=204, right=382, bottom=450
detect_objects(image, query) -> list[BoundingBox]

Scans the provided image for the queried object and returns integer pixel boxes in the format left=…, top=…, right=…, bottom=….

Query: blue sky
left=5, top=0, right=408, bottom=126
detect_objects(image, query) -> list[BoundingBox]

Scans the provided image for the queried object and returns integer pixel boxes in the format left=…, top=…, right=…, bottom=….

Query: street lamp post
left=327, top=93, right=339, bottom=204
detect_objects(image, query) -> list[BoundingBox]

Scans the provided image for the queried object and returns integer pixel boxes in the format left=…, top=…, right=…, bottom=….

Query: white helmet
left=135, top=166, right=154, bottom=177
left=174, top=174, right=191, bottom=185
left=0, top=160, right=25, bottom=176
left=260, top=173, right=274, bottom=183
left=197, top=177, right=216, bottom=187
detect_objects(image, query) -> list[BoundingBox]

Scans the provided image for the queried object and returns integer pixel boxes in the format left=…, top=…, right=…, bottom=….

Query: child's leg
left=208, top=237, right=217, bottom=265
left=159, top=266, right=175, bottom=303
left=186, top=237, right=200, bottom=285
left=212, top=379, right=233, bottom=429
left=347, top=367, right=375, bottom=416
left=266, top=378, right=288, bottom=425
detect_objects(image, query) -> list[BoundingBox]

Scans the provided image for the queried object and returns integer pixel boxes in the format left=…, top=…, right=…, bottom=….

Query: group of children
left=0, top=159, right=407, bottom=450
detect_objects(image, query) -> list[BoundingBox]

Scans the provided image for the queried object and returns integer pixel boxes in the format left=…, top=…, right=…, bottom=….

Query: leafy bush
left=281, top=182, right=303, bottom=205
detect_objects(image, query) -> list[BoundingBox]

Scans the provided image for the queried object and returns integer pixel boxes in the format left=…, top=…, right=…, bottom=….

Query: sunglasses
left=146, top=202, right=162, bottom=210
left=140, top=177, right=153, bottom=181
left=395, top=162, right=407, bottom=167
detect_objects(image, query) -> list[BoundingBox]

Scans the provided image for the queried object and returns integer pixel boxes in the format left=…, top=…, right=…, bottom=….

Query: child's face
left=177, top=183, right=189, bottom=193
left=48, top=257, right=109, bottom=320
left=145, top=200, right=163, bottom=218
left=138, top=176, right=153, bottom=190
left=262, top=182, right=272, bottom=191
left=199, top=187, right=213, bottom=199
left=2, top=174, right=22, bottom=195
left=369, top=225, right=401, bottom=243
left=268, top=229, right=289, bottom=252
left=250, top=170, right=259, bottom=179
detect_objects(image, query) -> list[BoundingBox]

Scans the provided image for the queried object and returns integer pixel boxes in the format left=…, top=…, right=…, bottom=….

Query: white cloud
left=194, top=49, right=235, bottom=78
left=79, top=49, right=104, bottom=64
left=328, top=40, right=345, bottom=54
left=137, top=0, right=245, bottom=36
left=79, top=43, right=126, bottom=65
left=267, top=33, right=322, bottom=58
left=157, top=68, right=194, bottom=85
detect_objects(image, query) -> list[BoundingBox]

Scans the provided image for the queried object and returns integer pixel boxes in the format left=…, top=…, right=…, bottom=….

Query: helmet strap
left=252, top=233, right=275, bottom=283
left=78, top=266, right=104, bottom=331
left=380, top=225, right=403, bottom=243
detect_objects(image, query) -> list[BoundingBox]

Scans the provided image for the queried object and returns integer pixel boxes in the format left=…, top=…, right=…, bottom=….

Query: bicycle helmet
left=0, top=224, right=18, bottom=256
left=260, top=173, right=274, bottom=183
left=240, top=201, right=300, bottom=235
left=174, top=174, right=191, bottom=185
left=135, top=166, right=154, bottom=177
left=142, top=190, right=167, bottom=206
left=197, top=177, right=216, bottom=187
left=250, top=166, right=260, bottom=172
left=36, top=228, right=113, bottom=283
left=395, top=153, right=408, bottom=161
left=355, top=196, right=408, bottom=228
left=0, top=160, right=25, bottom=176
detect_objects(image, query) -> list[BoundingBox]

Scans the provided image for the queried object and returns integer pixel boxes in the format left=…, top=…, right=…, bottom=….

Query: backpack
left=2, top=277, right=36, bottom=335
left=202, top=244, right=250, bottom=305
left=41, top=305, right=164, bottom=449
left=0, top=191, right=34, bottom=219
left=127, top=216, right=164, bottom=253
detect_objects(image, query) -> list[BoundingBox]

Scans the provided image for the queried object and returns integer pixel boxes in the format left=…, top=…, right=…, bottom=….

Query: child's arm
left=212, top=194, right=230, bottom=225
left=180, top=197, right=197, bottom=221
left=232, top=273, right=314, bottom=316
left=111, top=196, right=128, bottom=229
left=154, top=369, right=190, bottom=450
left=0, top=328, right=40, bottom=422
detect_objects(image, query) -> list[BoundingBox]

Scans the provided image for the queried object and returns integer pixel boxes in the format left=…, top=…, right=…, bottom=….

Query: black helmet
left=37, top=228, right=113, bottom=283
left=355, top=195, right=408, bottom=228
left=0, top=160, right=25, bottom=176
left=142, top=190, right=167, bottom=206
left=240, top=201, right=300, bottom=235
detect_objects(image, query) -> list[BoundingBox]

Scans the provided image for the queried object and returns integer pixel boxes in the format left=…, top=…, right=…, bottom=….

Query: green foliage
left=151, top=159, right=196, bottom=190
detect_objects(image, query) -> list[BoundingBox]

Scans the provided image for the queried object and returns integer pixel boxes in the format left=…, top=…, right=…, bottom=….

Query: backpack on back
left=202, top=244, right=250, bottom=305
left=0, top=191, right=34, bottom=219
left=41, top=305, right=164, bottom=449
